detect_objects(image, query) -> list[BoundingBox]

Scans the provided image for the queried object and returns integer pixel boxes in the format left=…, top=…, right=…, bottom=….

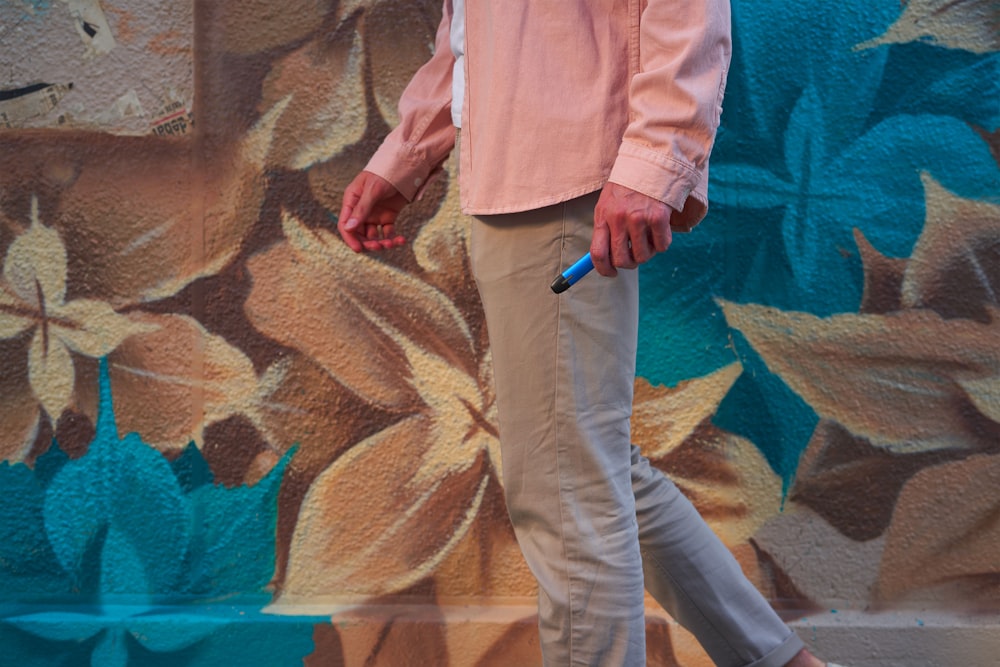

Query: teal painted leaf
left=32, top=442, right=69, bottom=489
left=5, top=611, right=105, bottom=642
left=0, top=463, right=68, bottom=597
left=0, top=359, right=314, bottom=666
left=184, top=450, right=292, bottom=595
left=126, top=613, right=223, bottom=653
left=92, top=628, right=128, bottom=667
left=101, top=527, right=151, bottom=598
left=42, top=362, right=191, bottom=597
left=169, top=442, right=214, bottom=494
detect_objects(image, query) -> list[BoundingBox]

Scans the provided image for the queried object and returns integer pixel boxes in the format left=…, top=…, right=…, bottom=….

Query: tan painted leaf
left=412, top=156, right=469, bottom=287
left=215, top=0, right=331, bottom=55
left=876, top=454, right=1000, bottom=605
left=245, top=213, right=475, bottom=411
left=720, top=300, right=1000, bottom=452
left=107, top=312, right=261, bottom=450
left=260, top=32, right=367, bottom=169
left=754, top=502, right=886, bottom=609
left=245, top=237, right=417, bottom=413
left=56, top=101, right=284, bottom=307
left=281, top=416, right=490, bottom=599
left=4, top=199, right=66, bottom=306
left=631, top=363, right=743, bottom=459
left=28, top=331, right=73, bottom=419
left=854, top=228, right=905, bottom=315
left=54, top=299, right=154, bottom=357
left=857, top=0, right=1000, bottom=53
left=901, top=174, right=1000, bottom=322
left=957, top=374, right=1000, bottom=423
left=432, top=485, right=535, bottom=598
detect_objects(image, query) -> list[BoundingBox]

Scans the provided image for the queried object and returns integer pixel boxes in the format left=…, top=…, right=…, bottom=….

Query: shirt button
left=414, top=177, right=423, bottom=187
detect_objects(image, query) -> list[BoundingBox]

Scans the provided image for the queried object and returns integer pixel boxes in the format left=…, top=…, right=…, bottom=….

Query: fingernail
left=345, top=218, right=359, bottom=230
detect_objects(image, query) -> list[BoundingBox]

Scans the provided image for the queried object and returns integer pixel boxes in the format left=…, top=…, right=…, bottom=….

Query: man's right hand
left=338, top=171, right=410, bottom=252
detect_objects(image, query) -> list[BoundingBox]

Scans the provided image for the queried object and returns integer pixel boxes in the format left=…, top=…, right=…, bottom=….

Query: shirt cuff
left=365, top=139, right=436, bottom=202
left=608, top=141, right=709, bottom=231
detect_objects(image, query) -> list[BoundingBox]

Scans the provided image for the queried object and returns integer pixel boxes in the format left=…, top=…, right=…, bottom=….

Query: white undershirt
left=449, top=0, right=466, bottom=127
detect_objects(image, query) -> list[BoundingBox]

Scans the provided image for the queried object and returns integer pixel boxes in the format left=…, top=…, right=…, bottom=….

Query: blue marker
left=550, top=252, right=594, bottom=294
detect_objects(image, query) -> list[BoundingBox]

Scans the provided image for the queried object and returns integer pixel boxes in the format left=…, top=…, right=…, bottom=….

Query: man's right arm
left=339, top=0, right=457, bottom=252
left=363, top=0, right=457, bottom=202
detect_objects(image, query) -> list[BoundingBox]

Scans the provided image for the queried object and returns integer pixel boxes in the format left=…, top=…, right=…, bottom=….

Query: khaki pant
left=470, top=191, right=804, bottom=667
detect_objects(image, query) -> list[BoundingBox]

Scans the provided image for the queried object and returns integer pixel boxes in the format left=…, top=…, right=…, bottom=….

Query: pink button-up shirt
left=366, top=0, right=731, bottom=232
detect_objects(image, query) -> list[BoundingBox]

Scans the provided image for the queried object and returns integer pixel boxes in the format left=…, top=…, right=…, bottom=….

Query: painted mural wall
left=0, top=1, right=997, bottom=665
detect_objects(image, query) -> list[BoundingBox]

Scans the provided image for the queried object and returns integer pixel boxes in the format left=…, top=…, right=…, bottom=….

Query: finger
left=610, top=222, right=637, bottom=270
left=590, top=223, right=616, bottom=277
left=338, top=187, right=360, bottom=231
left=650, top=214, right=673, bottom=253
left=628, top=217, right=654, bottom=265
left=337, top=216, right=366, bottom=253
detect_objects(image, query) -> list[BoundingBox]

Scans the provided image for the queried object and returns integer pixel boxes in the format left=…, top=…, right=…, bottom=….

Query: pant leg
left=469, top=191, right=804, bottom=667
left=632, top=446, right=806, bottom=667
left=470, top=192, right=646, bottom=667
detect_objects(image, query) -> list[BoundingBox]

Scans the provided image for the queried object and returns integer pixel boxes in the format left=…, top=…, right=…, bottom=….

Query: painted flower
left=255, top=0, right=443, bottom=172
left=636, top=0, right=1000, bottom=480
left=0, top=100, right=287, bottom=456
left=0, top=359, right=316, bottom=667
left=724, top=176, right=1000, bottom=609
left=0, top=197, right=152, bottom=437
left=245, top=171, right=500, bottom=599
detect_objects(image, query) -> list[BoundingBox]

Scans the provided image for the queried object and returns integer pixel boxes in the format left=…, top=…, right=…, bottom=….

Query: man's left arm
left=592, top=0, right=732, bottom=276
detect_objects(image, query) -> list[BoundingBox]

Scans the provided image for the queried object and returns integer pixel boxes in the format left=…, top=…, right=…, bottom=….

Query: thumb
left=339, top=174, right=380, bottom=230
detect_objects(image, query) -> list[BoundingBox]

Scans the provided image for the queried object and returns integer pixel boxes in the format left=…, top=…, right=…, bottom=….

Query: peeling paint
left=60, top=0, right=116, bottom=55
left=0, top=82, right=71, bottom=127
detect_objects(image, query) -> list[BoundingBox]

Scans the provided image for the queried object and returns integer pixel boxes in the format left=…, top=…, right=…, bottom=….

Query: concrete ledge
left=788, top=609, right=1000, bottom=667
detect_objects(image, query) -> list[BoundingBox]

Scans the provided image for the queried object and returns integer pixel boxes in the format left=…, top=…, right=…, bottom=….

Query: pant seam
left=552, top=200, right=576, bottom=666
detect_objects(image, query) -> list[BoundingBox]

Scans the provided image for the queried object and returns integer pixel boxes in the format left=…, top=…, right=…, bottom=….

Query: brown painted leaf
left=876, top=454, right=1000, bottom=606
left=214, top=0, right=332, bottom=55
left=107, top=312, right=261, bottom=451
left=901, top=174, right=1000, bottom=323
left=280, top=415, right=490, bottom=599
left=56, top=101, right=284, bottom=307
left=432, top=476, right=535, bottom=599
left=653, top=421, right=783, bottom=547
left=261, top=32, right=367, bottom=170
left=244, top=213, right=475, bottom=412
left=857, top=0, right=1000, bottom=53
left=631, top=365, right=782, bottom=545
left=720, top=300, right=1000, bottom=452
left=364, top=0, right=441, bottom=128
left=256, top=352, right=375, bottom=476
left=336, top=606, right=450, bottom=667
left=0, top=338, right=40, bottom=461
left=790, top=420, right=965, bottom=541
left=854, top=228, right=906, bottom=315
left=413, top=158, right=472, bottom=284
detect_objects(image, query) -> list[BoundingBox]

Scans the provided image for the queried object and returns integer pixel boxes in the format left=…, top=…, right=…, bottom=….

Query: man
left=338, top=2, right=832, bottom=666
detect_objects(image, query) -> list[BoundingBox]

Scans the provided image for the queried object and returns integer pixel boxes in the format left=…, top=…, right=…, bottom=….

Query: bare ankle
left=783, top=648, right=826, bottom=667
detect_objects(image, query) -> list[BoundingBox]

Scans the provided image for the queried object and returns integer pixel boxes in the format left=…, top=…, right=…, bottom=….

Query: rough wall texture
left=0, top=1, right=998, bottom=665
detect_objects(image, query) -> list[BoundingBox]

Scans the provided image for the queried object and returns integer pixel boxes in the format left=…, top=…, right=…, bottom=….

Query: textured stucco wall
left=1, top=1, right=998, bottom=665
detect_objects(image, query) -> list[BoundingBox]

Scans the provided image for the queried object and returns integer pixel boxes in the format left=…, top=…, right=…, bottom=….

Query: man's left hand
left=591, top=182, right=675, bottom=277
